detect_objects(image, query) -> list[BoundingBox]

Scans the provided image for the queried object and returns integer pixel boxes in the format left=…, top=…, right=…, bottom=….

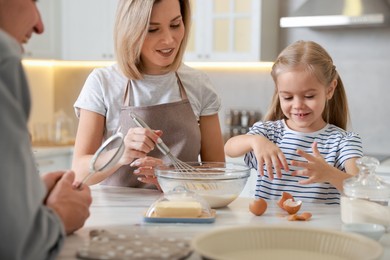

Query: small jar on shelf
left=224, top=108, right=262, bottom=140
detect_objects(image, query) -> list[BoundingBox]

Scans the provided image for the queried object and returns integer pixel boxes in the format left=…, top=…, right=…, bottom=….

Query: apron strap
left=175, top=72, right=188, bottom=99
left=123, top=81, right=131, bottom=106
left=123, top=72, right=188, bottom=106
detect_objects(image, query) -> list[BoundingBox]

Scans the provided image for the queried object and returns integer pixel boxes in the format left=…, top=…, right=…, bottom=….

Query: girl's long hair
left=265, top=40, right=349, bottom=130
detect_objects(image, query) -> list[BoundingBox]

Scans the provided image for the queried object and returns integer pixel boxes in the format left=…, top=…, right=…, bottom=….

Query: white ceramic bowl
left=192, top=225, right=383, bottom=260
left=342, top=223, right=386, bottom=241
left=155, top=162, right=250, bottom=208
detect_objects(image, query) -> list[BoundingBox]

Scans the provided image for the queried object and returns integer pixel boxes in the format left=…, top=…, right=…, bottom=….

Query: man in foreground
left=0, top=1, right=92, bottom=259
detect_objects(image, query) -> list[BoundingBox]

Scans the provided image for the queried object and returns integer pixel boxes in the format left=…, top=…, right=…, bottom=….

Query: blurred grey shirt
left=0, top=29, right=65, bottom=259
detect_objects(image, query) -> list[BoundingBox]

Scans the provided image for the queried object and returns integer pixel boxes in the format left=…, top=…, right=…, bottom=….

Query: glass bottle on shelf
left=53, top=110, right=75, bottom=146
left=240, top=110, right=249, bottom=128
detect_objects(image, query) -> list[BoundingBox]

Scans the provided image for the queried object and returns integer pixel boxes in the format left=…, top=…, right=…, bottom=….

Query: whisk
left=129, top=112, right=199, bottom=173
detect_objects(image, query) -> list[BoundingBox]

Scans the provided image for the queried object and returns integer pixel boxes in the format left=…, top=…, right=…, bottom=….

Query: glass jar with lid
left=53, top=110, right=75, bottom=145
left=341, top=156, right=390, bottom=227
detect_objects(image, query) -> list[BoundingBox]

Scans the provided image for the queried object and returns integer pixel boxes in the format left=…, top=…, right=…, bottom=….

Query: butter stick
left=154, top=201, right=202, bottom=218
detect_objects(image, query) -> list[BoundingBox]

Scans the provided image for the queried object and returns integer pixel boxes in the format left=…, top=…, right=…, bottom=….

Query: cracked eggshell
left=277, top=191, right=294, bottom=209
left=283, top=198, right=302, bottom=214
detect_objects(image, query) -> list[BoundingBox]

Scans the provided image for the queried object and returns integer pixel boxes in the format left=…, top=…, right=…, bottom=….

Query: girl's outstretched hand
left=291, top=141, right=334, bottom=184
left=252, top=136, right=289, bottom=180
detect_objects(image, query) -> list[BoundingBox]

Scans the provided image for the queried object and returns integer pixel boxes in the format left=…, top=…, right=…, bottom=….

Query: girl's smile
left=293, top=112, right=310, bottom=119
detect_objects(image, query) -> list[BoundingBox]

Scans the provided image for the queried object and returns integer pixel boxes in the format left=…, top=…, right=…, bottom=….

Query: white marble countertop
left=58, top=186, right=390, bottom=260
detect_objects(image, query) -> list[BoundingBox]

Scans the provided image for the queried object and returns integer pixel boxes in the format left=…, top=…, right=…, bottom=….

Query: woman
left=73, top=0, right=225, bottom=188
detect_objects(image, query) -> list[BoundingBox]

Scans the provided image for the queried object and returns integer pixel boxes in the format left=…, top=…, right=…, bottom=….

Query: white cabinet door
left=185, top=0, right=278, bottom=62
left=23, top=0, right=61, bottom=59
left=35, top=154, right=72, bottom=174
left=62, top=0, right=118, bottom=60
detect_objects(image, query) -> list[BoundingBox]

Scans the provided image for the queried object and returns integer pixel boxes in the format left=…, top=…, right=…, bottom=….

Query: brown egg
left=249, top=198, right=268, bottom=216
left=283, top=198, right=302, bottom=214
left=277, top=191, right=294, bottom=209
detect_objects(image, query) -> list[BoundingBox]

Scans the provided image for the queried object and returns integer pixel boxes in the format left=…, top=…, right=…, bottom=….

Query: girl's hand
left=291, top=142, right=334, bottom=184
left=119, top=128, right=163, bottom=166
left=131, top=156, right=163, bottom=190
left=252, top=136, right=289, bottom=180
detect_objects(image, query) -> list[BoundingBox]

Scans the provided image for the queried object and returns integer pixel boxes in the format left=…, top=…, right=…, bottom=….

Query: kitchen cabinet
left=23, top=0, right=277, bottom=62
left=185, top=0, right=278, bottom=62
left=33, top=146, right=73, bottom=175
left=61, top=0, right=119, bottom=60
left=23, top=0, right=61, bottom=59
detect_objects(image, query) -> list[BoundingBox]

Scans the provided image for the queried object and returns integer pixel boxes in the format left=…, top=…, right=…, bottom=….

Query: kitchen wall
left=24, top=63, right=97, bottom=143
left=25, top=0, right=390, bottom=156
left=24, top=63, right=55, bottom=137
left=205, top=68, right=275, bottom=139
left=53, top=66, right=95, bottom=121
left=24, top=63, right=275, bottom=143
left=279, top=0, right=390, bottom=156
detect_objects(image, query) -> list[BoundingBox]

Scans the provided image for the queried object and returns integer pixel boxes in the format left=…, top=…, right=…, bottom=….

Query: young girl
left=72, top=0, right=225, bottom=188
left=225, top=40, right=363, bottom=204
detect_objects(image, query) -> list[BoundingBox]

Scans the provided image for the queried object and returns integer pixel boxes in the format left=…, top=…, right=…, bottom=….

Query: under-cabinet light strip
left=22, top=59, right=273, bottom=71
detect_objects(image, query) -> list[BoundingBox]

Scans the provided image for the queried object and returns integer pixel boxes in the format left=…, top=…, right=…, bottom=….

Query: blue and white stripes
left=244, top=120, right=363, bottom=204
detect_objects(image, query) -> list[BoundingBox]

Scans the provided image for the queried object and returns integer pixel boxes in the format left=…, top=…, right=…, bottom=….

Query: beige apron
left=101, top=73, right=201, bottom=188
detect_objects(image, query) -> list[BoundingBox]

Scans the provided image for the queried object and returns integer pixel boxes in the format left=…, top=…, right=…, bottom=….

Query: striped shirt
left=244, top=120, right=363, bottom=205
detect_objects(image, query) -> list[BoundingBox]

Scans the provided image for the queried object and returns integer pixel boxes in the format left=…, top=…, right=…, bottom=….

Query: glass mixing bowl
left=155, top=162, right=251, bottom=208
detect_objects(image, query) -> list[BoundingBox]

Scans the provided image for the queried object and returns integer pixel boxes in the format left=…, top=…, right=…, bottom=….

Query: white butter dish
left=144, top=186, right=216, bottom=223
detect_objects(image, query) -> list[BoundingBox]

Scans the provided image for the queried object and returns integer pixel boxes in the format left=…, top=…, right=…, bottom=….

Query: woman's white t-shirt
left=74, top=63, right=221, bottom=139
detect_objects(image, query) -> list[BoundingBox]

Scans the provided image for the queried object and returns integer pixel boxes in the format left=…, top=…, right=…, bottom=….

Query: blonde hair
left=266, top=40, right=349, bottom=130
left=114, top=0, right=191, bottom=79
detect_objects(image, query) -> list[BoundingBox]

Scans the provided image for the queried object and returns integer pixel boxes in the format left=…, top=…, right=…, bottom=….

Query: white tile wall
left=206, top=70, right=275, bottom=139
left=279, top=0, right=390, bottom=155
